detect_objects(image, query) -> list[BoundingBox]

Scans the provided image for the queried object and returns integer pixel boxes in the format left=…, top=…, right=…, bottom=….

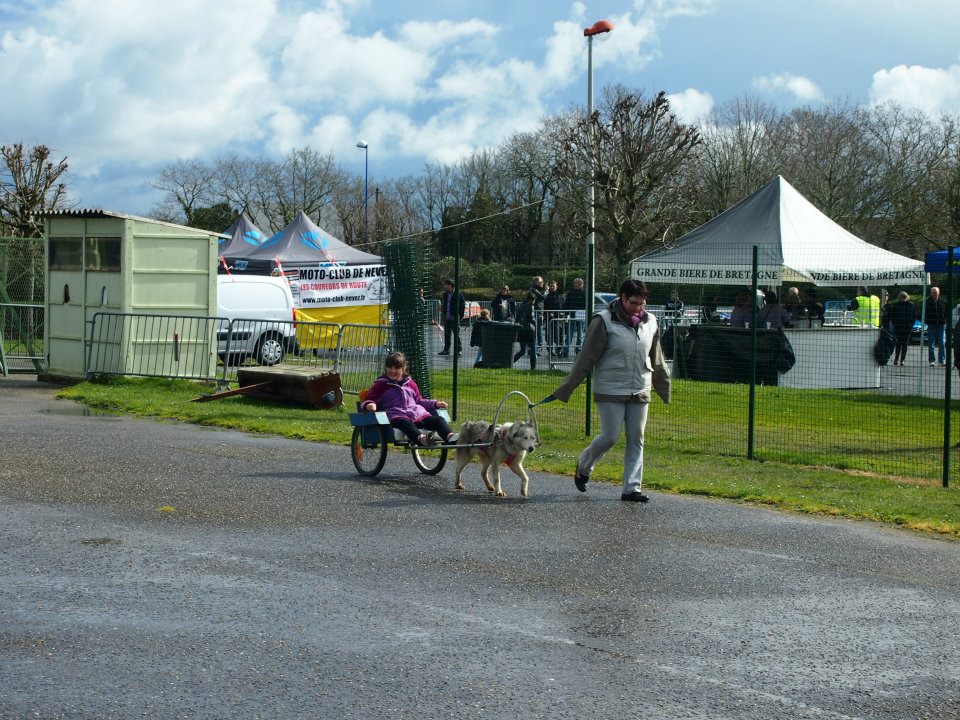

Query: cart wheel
left=412, top=444, right=448, bottom=475
left=351, top=425, right=388, bottom=477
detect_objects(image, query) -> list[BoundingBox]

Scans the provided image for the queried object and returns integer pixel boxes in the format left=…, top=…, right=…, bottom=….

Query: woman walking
left=540, top=279, right=670, bottom=502
left=888, top=291, right=916, bottom=366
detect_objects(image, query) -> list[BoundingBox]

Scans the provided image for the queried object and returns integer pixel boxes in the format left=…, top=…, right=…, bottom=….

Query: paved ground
left=2, top=375, right=960, bottom=719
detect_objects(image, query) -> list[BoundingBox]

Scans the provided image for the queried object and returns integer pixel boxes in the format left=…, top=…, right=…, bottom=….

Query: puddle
left=40, top=404, right=120, bottom=419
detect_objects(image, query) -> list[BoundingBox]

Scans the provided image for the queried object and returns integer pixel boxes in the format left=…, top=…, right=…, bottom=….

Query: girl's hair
left=479, top=308, right=491, bottom=319
left=618, top=279, right=649, bottom=299
left=385, top=351, right=407, bottom=370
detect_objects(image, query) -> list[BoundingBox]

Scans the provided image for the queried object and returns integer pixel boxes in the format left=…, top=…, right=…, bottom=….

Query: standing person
left=361, top=352, right=458, bottom=446
left=544, top=279, right=565, bottom=356
left=925, top=286, right=947, bottom=366
left=469, top=309, right=491, bottom=368
left=563, top=277, right=586, bottom=356
left=802, top=288, right=824, bottom=326
left=491, top=285, right=515, bottom=322
left=664, top=288, right=684, bottom=326
left=512, top=291, right=538, bottom=369
left=529, top=276, right=546, bottom=351
left=438, top=279, right=465, bottom=356
left=784, top=287, right=802, bottom=320
left=756, top=291, right=791, bottom=328
left=729, top=292, right=752, bottom=328
left=848, top=286, right=881, bottom=328
left=541, top=279, right=670, bottom=503
left=888, top=291, right=916, bottom=366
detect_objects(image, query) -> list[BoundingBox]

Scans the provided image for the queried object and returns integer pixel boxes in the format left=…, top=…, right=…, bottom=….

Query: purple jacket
left=361, top=374, right=438, bottom=422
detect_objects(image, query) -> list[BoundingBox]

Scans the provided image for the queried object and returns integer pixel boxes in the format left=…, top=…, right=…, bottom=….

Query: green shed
left=43, top=210, right=224, bottom=380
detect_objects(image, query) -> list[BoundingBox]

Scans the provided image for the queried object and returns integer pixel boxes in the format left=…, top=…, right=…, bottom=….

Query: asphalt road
left=2, top=376, right=960, bottom=719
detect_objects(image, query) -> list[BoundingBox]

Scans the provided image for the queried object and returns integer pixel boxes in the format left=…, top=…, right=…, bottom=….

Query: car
left=594, top=292, right=616, bottom=308
left=909, top=320, right=928, bottom=345
left=217, top=274, right=300, bottom=365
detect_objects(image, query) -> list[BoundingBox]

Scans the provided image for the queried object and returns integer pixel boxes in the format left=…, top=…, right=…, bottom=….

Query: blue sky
left=2, top=0, right=959, bottom=216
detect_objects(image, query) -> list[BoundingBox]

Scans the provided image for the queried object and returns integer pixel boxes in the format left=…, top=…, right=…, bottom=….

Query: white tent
left=630, top=176, right=925, bottom=287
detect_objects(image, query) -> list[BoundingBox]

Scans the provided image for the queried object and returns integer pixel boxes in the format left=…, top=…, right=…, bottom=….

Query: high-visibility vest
left=853, top=295, right=880, bottom=327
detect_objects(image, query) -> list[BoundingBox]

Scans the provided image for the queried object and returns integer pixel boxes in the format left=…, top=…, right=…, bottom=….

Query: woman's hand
left=364, top=402, right=377, bottom=412
left=435, top=401, right=448, bottom=409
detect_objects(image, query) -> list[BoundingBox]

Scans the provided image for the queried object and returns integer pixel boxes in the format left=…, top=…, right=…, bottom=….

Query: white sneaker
left=930, top=362, right=936, bottom=367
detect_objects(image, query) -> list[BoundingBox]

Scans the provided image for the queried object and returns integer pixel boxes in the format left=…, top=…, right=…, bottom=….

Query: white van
left=216, top=274, right=299, bottom=366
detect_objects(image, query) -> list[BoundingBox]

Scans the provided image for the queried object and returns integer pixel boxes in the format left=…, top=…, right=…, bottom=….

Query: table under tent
left=630, top=175, right=926, bottom=389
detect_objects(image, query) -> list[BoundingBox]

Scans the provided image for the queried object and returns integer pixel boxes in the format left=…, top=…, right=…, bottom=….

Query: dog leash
left=492, top=390, right=541, bottom=446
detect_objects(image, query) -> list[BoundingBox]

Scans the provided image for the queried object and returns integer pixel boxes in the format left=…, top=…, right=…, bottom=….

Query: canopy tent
left=221, top=211, right=387, bottom=330
left=218, top=212, right=268, bottom=260
left=630, top=176, right=925, bottom=287
left=924, top=248, right=960, bottom=273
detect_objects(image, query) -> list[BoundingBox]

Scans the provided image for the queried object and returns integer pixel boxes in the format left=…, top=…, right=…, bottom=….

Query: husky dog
left=454, top=420, right=539, bottom=497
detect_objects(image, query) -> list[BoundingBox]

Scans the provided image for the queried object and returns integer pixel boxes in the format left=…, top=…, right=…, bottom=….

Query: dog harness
left=477, top=426, right=516, bottom=467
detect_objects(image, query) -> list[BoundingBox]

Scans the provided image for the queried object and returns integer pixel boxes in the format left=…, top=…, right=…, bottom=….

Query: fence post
left=452, top=238, right=461, bottom=421
left=748, top=245, right=758, bottom=460
left=944, top=247, right=955, bottom=488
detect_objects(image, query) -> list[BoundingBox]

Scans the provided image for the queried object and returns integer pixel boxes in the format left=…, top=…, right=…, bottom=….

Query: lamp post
left=583, top=19, right=613, bottom=322
left=356, top=140, right=369, bottom=244
left=583, top=19, right=613, bottom=434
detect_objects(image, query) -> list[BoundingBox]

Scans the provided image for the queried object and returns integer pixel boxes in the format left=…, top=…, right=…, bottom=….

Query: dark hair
left=618, top=279, right=649, bottom=299
left=385, top=351, right=407, bottom=370
left=764, top=290, right=779, bottom=304
left=443, top=279, right=454, bottom=287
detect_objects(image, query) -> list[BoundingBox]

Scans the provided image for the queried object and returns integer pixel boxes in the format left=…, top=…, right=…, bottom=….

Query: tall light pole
left=356, top=140, right=369, bottom=244
left=583, top=19, right=613, bottom=322
left=583, top=19, right=612, bottom=434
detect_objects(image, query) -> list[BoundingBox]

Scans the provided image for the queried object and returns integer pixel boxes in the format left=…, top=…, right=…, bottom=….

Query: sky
left=2, top=0, right=960, bottom=217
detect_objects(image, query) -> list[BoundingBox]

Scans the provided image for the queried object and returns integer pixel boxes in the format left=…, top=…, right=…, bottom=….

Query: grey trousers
left=577, top=400, right=649, bottom=492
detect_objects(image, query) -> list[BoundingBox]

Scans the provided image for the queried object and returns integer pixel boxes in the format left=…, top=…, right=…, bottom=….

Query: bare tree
left=554, top=85, right=703, bottom=278
left=695, top=94, right=783, bottom=218
left=0, top=143, right=70, bottom=237
left=152, top=158, right=217, bottom=226
left=254, top=147, right=344, bottom=232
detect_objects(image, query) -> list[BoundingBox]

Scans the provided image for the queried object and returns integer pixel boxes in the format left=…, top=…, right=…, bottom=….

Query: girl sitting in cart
left=361, top=351, right=459, bottom=447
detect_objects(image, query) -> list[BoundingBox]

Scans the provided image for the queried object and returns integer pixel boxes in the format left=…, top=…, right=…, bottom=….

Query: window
left=85, top=237, right=121, bottom=271
left=48, top=238, right=83, bottom=270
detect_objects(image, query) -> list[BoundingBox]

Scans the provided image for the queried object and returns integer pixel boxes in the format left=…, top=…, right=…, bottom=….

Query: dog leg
left=491, top=462, right=506, bottom=497
left=454, top=452, right=469, bottom=492
left=510, top=463, right=531, bottom=498
left=480, top=457, right=495, bottom=493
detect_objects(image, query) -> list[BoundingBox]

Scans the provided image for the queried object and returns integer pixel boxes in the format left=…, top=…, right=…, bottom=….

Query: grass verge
left=58, top=375, right=960, bottom=539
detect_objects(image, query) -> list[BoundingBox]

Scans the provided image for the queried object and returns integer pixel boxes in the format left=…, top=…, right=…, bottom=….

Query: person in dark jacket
left=529, top=276, right=546, bottom=350
left=469, top=309, right=491, bottom=367
left=888, top=291, right=917, bottom=366
left=544, top=279, right=565, bottom=355
left=563, top=277, right=586, bottom=355
left=491, top=285, right=515, bottom=322
left=512, top=291, right=538, bottom=369
left=439, top=278, right=465, bottom=356
left=925, top=286, right=947, bottom=366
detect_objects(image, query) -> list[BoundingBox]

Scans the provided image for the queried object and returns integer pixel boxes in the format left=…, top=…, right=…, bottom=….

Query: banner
left=287, top=263, right=390, bottom=308
left=631, top=262, right=926, bottom=286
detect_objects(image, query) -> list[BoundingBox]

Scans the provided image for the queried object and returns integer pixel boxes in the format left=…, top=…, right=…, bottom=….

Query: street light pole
left=583, top=19, right=613, bottom=435
left=356, top=140, right=369, bottom=244
left=583, top=19, right=613, bottom=322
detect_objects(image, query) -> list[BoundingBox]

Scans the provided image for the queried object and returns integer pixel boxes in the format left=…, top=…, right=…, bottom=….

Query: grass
left=57, top=374, right=960, bottom=539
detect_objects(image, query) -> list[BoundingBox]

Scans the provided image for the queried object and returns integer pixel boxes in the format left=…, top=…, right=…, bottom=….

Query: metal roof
left=42, top=209, right=229, bottom=237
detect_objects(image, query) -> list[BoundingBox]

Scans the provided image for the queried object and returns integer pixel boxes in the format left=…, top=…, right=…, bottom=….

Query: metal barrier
left=0, top=302, right=45, bottom=374
left=336, top=323, right=390, bottom=394
left=87, top=311, right=390, bottom=394
left=88, top=312, right=224, bottom=382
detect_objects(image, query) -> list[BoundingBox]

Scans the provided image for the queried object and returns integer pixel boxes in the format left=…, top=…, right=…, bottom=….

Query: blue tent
left=924, top=248, right=960, bottom=273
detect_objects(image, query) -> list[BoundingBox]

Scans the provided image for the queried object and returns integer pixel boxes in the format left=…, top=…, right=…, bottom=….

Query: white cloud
left=870, top=62, right=960, bottom=115
left=753, top=72, right=825, bottom=103
left=0, top=0, right=709, bottom=211
left=667, top=88, right=714, bottom=122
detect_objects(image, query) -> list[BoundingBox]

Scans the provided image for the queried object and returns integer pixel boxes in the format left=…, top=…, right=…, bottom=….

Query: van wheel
left=255, top=333, right=285, bottom=366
